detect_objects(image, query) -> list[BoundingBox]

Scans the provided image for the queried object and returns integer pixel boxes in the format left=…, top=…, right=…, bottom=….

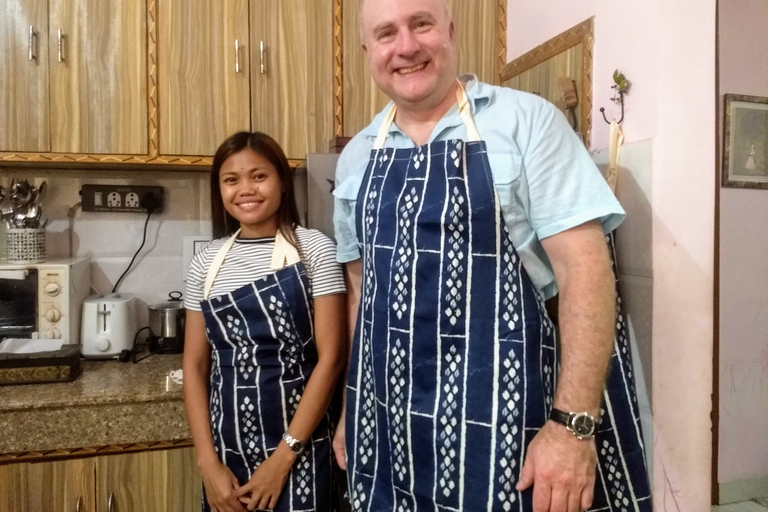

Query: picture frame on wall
left=722, top=94, right=768, bottom=188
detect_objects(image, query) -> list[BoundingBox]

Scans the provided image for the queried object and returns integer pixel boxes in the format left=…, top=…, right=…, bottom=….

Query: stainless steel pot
left=148, top=291, right=185, bottom=353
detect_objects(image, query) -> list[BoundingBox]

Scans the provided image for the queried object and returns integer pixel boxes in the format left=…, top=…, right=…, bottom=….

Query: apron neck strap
left=373, top=79, right=481, bottom=150
left=202, top=229, right=301, bottom=299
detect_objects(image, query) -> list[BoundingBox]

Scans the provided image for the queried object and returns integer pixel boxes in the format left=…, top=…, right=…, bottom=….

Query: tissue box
left=0, top=344, right=81, bottom=385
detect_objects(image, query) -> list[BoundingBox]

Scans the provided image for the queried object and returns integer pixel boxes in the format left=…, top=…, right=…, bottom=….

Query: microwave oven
left=0, top=258, right=91, bottom=344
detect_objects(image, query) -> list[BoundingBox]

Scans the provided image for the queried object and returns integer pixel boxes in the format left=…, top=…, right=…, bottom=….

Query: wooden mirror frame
left=499, top=18, right=594, bottom=147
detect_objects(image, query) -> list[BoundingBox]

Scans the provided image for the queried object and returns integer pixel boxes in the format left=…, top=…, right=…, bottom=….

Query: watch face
left=571, top=413, right=596, bottom=437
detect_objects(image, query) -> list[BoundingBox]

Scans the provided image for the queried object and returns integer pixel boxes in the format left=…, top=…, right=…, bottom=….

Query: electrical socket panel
left=81, top=185, right=164, bottom=213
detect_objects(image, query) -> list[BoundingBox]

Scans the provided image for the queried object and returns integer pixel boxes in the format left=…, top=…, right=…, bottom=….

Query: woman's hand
left=332, top=418, right=346, bottom=470
left=200, top=459, right=246, bottom=512
left=236, top=446, right=295, bottom=511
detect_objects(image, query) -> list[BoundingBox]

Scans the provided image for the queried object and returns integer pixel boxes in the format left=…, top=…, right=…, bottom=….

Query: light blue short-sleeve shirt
left=333, top=74, right=624, bottom=300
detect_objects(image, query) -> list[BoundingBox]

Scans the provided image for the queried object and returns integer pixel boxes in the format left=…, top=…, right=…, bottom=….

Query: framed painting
left=723, top=94, right=768, bottom=188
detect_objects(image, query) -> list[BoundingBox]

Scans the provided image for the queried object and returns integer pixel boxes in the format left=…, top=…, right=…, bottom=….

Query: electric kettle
left=147, top=291, right=185, bottom=354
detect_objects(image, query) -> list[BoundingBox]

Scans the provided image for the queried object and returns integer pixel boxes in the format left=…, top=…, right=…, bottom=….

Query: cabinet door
left=0, top=459, right=96, bottom=512
left=341, top=0, right=498, bottom=138
left=447, top=0, right=497, bottom=85
left=341, top=0, right=390, bottom=139
left=48, top=0, right=147, bottom=154
left=251, top=0, right=334, bottom=159
left=96, top=448, right=201, bottom=512
left=158, top=0, right=250, bottom=157
left=0, top=0, right=50, bottom=152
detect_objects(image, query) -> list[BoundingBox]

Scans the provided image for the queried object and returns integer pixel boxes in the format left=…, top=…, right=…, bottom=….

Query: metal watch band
left=281, top=432, right=307, bottom=454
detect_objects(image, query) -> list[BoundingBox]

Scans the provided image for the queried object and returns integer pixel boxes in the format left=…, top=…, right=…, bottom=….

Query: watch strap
left=281, top=432, right=306, bottom=454
left=549, top=408, right=572, bottom=427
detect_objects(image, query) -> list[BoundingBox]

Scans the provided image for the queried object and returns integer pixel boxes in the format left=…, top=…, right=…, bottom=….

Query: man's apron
left=345, top=85, right=652, bottom=511
left=200, top=231, right=335, bottom=512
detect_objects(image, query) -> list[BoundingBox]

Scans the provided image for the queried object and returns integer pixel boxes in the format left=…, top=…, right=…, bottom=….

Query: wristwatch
left=549, top=408, right=599, bottom=440
left=282, top=432, right=307, bottom=455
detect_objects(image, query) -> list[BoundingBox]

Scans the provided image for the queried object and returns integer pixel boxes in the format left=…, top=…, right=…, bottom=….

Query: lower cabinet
left=0, top=447, right=201, bottom=512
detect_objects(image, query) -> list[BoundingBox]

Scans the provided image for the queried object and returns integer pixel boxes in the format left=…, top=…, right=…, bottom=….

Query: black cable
left=112, top=210, right=153, bottom=293
left=131, top=326, right=151, bottom=364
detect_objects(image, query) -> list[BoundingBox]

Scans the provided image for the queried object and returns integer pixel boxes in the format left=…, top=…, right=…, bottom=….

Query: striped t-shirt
left=184, top=226, right=346, bottom=312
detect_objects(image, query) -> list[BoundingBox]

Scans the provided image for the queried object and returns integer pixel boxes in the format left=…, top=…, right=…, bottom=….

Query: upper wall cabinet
left=49, top=0, right=147, bottom=154
left=341, top=0, right=500, bottom=138
left=0, top=0, right=146, bottom=155
left=158, top=0, right=250, bottom=157
left=0, top=0, right=50, bottom=152
left=250, top=0, right=334, bottom=160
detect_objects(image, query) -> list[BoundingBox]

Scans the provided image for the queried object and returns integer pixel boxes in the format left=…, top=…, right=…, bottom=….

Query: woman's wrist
left=195, top=447, right=221, bottom=470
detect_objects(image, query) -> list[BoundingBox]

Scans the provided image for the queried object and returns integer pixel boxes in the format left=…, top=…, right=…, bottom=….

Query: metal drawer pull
left=260, top=41, right=265, bottom=74
left=107, top=491, right=115, bottom=512
left=28, top=26, right=36, bottom=61
left=235, top=39, right=240, bottom=73
left=75, top=496, right=82, bottom=512
left=57, top=28, right=63, bottom=63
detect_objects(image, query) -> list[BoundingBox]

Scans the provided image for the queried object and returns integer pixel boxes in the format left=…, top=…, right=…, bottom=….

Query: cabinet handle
left=234, top=39, right=240, bottom=73
left=28, top=26, right=36, bottom=61
left=259, top=41, right=265, bottom=74
left=57, top=28, right=63, bottom=63
left=107, top=492, right=115, bottom=512
left=75, top=496, right=82, bottom=512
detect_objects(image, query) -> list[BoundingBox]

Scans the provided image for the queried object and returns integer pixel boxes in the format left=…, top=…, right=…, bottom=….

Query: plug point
left=140, top=192, right=162, bottom=213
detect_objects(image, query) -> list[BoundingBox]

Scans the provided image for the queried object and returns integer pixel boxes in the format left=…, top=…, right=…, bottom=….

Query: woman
left=183, top=132, right=346, bottom=512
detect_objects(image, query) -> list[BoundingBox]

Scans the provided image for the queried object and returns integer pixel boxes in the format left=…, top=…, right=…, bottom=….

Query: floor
left=712, top=498, right=768, bottom=512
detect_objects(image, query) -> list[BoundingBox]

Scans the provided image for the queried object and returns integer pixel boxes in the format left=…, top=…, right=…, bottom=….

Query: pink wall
left=718, top=0, right=768, bottom=487
left=507, top=1, right=717, bottom=510
left=507, top=1, right=659, bottom=150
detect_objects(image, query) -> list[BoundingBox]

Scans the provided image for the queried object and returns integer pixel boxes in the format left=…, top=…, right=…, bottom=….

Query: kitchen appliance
left=81, top=293, right=136, bottom=358
left=0, top=258, right=90, bottom=344
left=148, top=292, right=185, bottom=354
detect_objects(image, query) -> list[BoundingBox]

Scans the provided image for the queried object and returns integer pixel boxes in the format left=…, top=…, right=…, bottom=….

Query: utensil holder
left=5, top=228, right=46, bottom=263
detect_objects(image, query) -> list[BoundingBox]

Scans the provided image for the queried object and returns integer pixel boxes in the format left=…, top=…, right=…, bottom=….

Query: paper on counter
left=0, top=338, right=64, bottom=354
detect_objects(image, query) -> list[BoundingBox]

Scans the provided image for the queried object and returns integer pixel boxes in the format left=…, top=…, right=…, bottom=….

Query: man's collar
left=361, top=74, right=493, bottom=138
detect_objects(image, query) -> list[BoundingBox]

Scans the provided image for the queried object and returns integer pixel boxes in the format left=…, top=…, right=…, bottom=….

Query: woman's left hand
left=236, top=448, right=294, bottom=511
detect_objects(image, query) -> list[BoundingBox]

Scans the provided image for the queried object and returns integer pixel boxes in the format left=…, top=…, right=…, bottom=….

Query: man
left=332, top=0, right=652, bottom=511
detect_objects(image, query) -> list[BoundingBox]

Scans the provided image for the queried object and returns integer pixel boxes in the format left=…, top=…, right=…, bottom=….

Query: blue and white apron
left=345, top=84, right=652, bottom=511
left=201, top=230, right=336, bottom=512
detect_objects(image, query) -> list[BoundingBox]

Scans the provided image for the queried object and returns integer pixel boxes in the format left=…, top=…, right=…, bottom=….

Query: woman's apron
left=345, top=85, right=652, bottom=511
left=201, top=230, right=335, bottom=512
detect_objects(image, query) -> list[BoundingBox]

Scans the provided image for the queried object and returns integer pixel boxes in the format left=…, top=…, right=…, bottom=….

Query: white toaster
left=81, top=293, right=136, bottom=358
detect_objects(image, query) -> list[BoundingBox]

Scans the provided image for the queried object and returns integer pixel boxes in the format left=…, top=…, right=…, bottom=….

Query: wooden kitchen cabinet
left=48, top=0, right=147, bottom=154
left=96, top=448, right=201, bottom=512
left=250, top=0, right=335, bottom=160
left=0, top=458, right=96, bottom=512
left=341, top=0, right=499, bottom=137
left=0, top=448, right=200, bottom=512
left=157, top=0, right=250, bottom=157
left=0, top=0, right=146, bottom=155
left=0, top=0, right=50, bottom=152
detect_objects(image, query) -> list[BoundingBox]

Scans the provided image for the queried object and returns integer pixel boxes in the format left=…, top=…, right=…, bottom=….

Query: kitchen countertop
left=0, top=354, right=190, bottom=456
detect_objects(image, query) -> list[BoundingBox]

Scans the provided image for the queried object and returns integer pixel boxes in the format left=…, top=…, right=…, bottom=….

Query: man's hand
left=235, top=449, right=294, bottom=511
left=332, top=417, right=346, bottom=469
left=516, top=421, right=597, bottom=512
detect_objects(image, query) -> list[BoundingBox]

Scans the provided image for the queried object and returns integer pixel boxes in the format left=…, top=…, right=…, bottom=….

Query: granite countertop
left=0, top=353, right=183, bottom=412
left=0, top=354, right=191, bottom=456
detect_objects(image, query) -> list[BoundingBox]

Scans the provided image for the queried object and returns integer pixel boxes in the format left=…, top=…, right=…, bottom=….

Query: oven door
left=0, top=269, right=37, bottom=340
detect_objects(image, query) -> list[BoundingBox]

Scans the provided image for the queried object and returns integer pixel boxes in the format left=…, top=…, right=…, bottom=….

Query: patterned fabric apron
left=200, top=230, right=336, bottom=512
left=345, top=85, right=652, bottom=512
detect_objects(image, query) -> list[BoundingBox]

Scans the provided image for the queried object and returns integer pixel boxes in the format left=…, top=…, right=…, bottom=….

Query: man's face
left=360, top=0, right=457, bottom=111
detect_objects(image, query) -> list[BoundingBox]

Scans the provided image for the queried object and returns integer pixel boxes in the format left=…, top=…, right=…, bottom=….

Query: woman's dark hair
left=210, top=131, right=301, bottom=248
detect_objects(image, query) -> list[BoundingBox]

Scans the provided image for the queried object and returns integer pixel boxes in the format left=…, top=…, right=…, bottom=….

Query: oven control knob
left=45, top=328, right=62, bottom=339
left=44, top=283, right=61, bottom=297
left=46, top=309, right=62, bottom=322
left=97, top=338, right=110, bottom=352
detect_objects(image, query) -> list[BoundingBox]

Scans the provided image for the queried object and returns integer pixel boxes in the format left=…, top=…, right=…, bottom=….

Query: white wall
left=717, top=0, right=768, bottom=493
left=507, top=1, right=717, bottom=510
left=0, top=168, right=212, bottom=328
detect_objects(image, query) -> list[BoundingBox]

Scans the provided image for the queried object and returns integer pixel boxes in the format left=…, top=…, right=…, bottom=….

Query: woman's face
left=219, top=148, right=283, bottom=238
